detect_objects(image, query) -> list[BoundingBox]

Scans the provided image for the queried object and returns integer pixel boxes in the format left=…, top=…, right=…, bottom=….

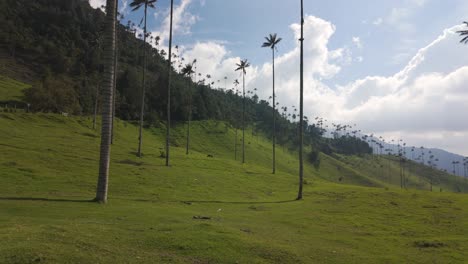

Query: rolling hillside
left=2, top=108, right=468, bottom=263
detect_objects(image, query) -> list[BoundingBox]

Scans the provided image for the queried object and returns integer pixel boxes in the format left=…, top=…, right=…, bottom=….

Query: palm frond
left=130, top=0, right=145, bottom=11
left=262, top=33, right=281, bottom=49
left=274, top=37, right=282, bottom=45
left=457, top=22, right=468, bottom=44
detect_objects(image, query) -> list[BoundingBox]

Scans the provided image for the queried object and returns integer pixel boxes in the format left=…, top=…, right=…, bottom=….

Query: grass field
left=1, top=112, right=468, bottom=263
left=0, top=74, right=30, bottom=102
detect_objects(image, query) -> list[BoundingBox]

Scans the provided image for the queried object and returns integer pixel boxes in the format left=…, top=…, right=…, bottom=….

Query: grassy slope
left=334, top=154, right=468, bottom=193
left=1, top=112, right=468, bottom=263
left=0, top=74, right=30, bottom=102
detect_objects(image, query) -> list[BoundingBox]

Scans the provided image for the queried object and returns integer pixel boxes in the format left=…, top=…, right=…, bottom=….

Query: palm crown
left=181, top=63, right=195, bottom=77
left=458, top=21, right=468, bottom=44
left=235, top=59, right=250, bottom=74
left=130, top=0, right=157, bottom=11
left=262, top=33, right=282, bottom=49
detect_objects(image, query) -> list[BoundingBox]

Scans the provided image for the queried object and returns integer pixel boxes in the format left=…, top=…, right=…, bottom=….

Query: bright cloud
left=352, top=37, right=363, bottom=49
left=178, top=14, right=468, bottom=154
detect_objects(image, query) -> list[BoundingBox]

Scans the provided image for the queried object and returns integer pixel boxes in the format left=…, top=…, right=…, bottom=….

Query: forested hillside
left=1, top=0, right=318, bottom=148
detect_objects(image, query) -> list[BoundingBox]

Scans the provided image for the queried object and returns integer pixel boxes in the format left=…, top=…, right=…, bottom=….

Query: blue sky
left=90, top=0, right=468, bottom=156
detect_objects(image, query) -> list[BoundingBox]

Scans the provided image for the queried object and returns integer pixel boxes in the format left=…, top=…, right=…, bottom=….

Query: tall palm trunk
left=166, top=0, right=174, bottom=166
left=93, top=84, right=99, bottom=130
left=242, top=72, right=245, bottom=164
left=137, top=3, right=148, bottom=157
left=186, top=76, right=192, bottom=155
left=235, top=127, right=238, bottom=160
left=272, top=48, right=276, bottom=174
left=297, top=0, right=304, bottom=200
left=111, top=2, right=118, bottom=145
left=95, top=0, right=117, bottom=203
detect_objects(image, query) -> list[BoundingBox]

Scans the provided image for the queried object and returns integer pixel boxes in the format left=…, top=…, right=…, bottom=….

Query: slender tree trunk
left=186, top=76, right=192, bottom=155
left=137, top=3, right=148, bottom=157
left=166, top=0, right=174, bottom=166
left=400, top=157, right=403, bottom=189
left=272, top=48, right=276, bottom=174
left=235, top=127, right=238, bottom=160
left=297, top=0, right=304, bottom=200
left=93, top=84, right=99, bottom=130
left=242, top=72, right=245, bottom=164
left=95, top=0, right=116, bottom=203
left=111, top=2, right=118, bottom=145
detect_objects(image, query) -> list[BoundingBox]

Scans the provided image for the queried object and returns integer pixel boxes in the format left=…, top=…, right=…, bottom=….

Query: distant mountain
left=403, top=147, right=466, bottom=177
left=366, top=136, right=467, bottom=178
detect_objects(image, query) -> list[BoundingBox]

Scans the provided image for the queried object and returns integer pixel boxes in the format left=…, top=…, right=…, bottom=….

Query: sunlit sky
left=90, top=0, right=468, bottom=156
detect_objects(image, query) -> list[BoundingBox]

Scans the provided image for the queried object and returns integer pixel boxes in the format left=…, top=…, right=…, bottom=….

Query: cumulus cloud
left=150, top=0, right=199, bottom=48
left=89, top=0, right=106, bottom=11
left=352, top=37, right=363, bottom=49
left=180, top=18, right=468, bottom=155
left=372, top=18, right=383, bottom=26
left=331, top=25, right=468, bottom=155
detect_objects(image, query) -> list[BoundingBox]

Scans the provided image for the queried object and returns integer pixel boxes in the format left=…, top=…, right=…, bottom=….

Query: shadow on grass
left=0, top=197, right=93, bottom=203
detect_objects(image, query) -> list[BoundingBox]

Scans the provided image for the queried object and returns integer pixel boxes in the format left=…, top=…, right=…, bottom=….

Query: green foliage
left=0, top=75, right=30, bottom=103
left=24, top=76, right=81, bottom=114
left=308, top=149, right=321, bottom=170
left=1, top=0, right=314, bottom=149
left=319, top=136, right=373, bottom=156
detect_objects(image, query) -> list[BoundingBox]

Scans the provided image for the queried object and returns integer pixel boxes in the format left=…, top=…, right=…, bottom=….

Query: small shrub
left=414, top=241, right=445, bottom=248
left=307, top=150, right=321, bottom=170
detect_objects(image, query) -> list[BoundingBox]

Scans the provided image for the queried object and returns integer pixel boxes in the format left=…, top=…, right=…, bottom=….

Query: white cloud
left=352, top=36, right=363, bottom=49
left=328, top=25, right=468, bottom=155
left=381, top=0, right=426, bottom=33
left=89, top=0, right=106, bottom=11
left=372, top=18, right=383, bottom=26
left=151, top=0, right=199, bottom=46
left=119, top=0, right=129, bottom=16
left=186, top=18, right=468, bottom=155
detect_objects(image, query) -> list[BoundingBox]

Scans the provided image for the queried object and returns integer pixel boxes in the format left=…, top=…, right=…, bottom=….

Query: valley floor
left=1, top=113, right=468, bottom=263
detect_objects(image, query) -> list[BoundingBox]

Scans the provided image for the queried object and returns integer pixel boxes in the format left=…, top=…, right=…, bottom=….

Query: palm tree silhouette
left=233, top=79, right=240, bottom=160
left=297, top=0, right=305, bottom=200
left=95, top=0, right=118, bottom=203
left=181, top=62, right=195, bottom=155
left=130, top=0, right=157, bottom=157
left=166, top=0, right=174, bottom=166
left=235, top=59, right=250, bottom=164
left=457, top=22, right=468, bottom=44
left=262, top=33, right=282, bottom=174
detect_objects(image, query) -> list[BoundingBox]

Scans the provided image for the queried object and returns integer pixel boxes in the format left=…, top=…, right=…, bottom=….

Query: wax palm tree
left=297, top=0, right=305, bottom=200
left=111, top=10, right=123, bottom=144
left=166, top=0, right=174, bottom=166
left=181, top=62, right=195, bottom=155
left=235, top=59, right=250, bottom=164
left=233, top=79, right=240, bottom=160
left=95, top=0, right=117, bottom=203
left=262, top=33, right=282, bottom=174
left=130, top=0, right=157, bottom=157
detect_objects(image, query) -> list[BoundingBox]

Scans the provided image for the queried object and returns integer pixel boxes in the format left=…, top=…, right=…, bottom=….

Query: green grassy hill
left=333, top=154, right=468, bottom=193
left=0, top=74, right=30, bottom=103
left=2, top=111, right=468, bottom=263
